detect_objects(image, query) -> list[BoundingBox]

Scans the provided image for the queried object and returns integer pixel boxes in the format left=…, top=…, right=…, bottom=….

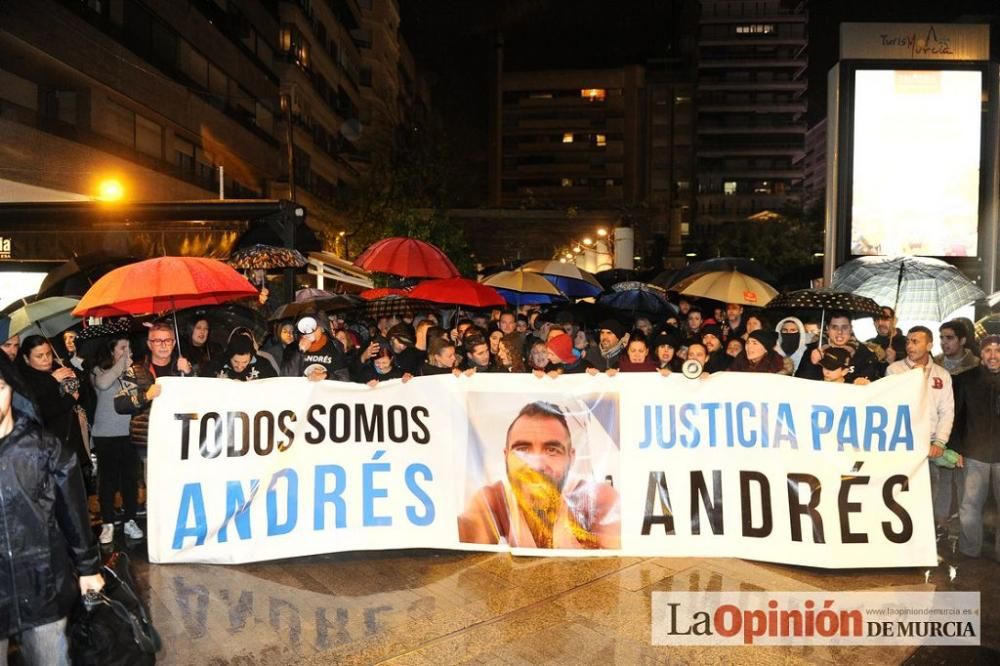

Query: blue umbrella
left=494, top=289, right=565, bottom=307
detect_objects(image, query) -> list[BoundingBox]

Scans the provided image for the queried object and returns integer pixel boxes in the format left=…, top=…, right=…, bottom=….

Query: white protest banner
left=147, top=370, right=935, bottom=568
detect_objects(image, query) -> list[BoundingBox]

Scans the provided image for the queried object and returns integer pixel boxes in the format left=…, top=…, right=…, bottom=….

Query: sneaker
left=123, top=520, right=144, bottom=540
left=935, top=525, right=949, bottom=543
left=99, top=523, right=114, bottom=545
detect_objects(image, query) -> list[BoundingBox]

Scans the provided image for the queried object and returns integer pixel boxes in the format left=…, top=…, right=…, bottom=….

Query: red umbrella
left=72, top=256, right=258, bottom=318
left=354, top=237, right=459, bottom=279
left=409, top=278, right=505, bottom=308
left=359, top=287, right=410, bottom=301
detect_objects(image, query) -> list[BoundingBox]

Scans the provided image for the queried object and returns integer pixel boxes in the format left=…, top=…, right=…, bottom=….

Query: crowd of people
left=0, top=293, right=996, bottom=591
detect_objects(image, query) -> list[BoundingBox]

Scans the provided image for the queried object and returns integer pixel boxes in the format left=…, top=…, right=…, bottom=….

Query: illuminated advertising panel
left=850, top=69, right=981, bottom=257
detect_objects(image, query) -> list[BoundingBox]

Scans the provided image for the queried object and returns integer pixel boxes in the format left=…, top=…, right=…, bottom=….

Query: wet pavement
left=102, top=521, right=1000, bottom=666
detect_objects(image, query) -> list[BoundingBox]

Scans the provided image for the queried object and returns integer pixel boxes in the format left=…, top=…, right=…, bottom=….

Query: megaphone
left=681, top=358, right=703, bottom=379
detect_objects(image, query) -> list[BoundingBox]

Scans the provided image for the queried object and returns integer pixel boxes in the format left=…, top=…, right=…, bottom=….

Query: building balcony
left=698, top=80, right=807, bottom=94
left=698, top=169, right=803, bottom=180
left=697, top=124, right=806, bottom=135
left=699, top=14, right=807, bottom=25
left=697, top=102, right=806, bottom=113
left=696, top=146, right=805, bottom=157
left=699, top=37, right=807, bottom=47
left=698, top=58, right=808, bottom=71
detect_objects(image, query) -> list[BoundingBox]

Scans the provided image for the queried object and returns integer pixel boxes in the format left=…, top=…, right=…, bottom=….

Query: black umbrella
left=175, top=304, right=270, bottom=350
left=765, top=289, right=882, bottom=319
left=269, top=295, right=361, bottom=321
left=594, top=269, right=637, bottom=291
left=37, top=252, right=137, bottom=299
left=665, top=257, right=776, bottom=289
left=598, top=282, right=678, bottom=318
left=766, top=289, right=881, bottom=348
left=649, top=269, right=680, bottom=289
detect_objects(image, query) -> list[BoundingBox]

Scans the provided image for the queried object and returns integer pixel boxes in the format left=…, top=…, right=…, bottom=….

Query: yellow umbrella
left=482, top=269, right=563, bottom=295
left=678, top=270, right=778, bottom=306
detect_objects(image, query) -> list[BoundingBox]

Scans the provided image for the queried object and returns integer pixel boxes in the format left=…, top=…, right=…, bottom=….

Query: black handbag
left=69, top=552, right=160, bottom=665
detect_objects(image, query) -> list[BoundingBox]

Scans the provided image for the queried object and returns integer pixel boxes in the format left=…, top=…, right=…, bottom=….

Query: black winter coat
left=0, top=415, right=100, bottom=637
left=952, top=366, right=1000, bottom=463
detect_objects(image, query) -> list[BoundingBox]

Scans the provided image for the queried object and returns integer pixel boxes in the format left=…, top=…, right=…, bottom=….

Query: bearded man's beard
left=507, top=462, right=600, bottom=549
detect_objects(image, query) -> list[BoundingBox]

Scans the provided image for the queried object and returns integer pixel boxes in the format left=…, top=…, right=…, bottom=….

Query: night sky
left=399, top=0, right=1000, bottom=204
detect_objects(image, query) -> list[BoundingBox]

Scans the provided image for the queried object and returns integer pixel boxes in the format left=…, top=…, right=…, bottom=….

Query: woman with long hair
left=90, top=334, right=143, bottom=544
left=16, top=335, right=93, bottom=483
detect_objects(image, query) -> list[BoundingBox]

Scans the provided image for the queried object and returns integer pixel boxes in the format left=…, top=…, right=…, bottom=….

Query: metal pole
left=218, top=165, right=224, bottom=200
left=284, top=93, right=296, bottom=202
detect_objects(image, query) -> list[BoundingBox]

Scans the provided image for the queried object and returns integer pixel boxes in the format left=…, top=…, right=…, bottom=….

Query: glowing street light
left=582, top=237, right=593, bottom=246
left=97, top=178, right=124, bottom=202
left=596, top=228, right=608, bottom=238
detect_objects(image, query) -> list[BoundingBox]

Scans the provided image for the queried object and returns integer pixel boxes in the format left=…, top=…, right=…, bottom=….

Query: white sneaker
left=123, top=520, right=144, bottom=540
left=99, top=523, right=114, bottom=545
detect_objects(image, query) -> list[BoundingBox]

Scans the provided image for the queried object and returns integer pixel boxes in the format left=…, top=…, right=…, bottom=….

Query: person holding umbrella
left=114, top=321, right=192, bottom=456
left=794, top=311, right=881, bottom=384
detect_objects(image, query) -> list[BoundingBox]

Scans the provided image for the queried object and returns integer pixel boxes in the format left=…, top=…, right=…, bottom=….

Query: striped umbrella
left=832, top=256, right=984, bottom=320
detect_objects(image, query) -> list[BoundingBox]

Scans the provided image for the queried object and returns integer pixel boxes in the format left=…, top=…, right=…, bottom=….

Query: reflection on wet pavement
left=120, top=535, right=1000, bottom=665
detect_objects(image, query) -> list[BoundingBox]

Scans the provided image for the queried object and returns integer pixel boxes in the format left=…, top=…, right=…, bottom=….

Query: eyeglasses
left=148, top=338, right=175, bottom=346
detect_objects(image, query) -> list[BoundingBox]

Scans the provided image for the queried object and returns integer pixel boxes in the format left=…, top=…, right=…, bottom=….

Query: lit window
left=580, top=88, right=606, bottom=102
left=724, top=181, right=737, bottom=195
left=561, top=178, right=573, bottom=187
left=279, top=28, right=292, bottom=52
left=563, top=132, right=574, bottom=143
left=595, top=134, right=606, bottom=147
left=736, top=24, right=774, bottom=34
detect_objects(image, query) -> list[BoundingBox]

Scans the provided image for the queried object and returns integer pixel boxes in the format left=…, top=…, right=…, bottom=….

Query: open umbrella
left=409, top=278, right=505, bottom=308
left=766, top=289, right=881, bottom=347
left=594, top=269, right=636, bottom=290
left=832, top=256, right=985, bottom=321
left=73, top=257, right=258, bottom=318
left=8, top=297, right=81, bottom=339
left=665, top=257, right=776, bottom=289
left=765, top=289, right=881, bottom=319
left=482, top=270, right=566, bottom=307
left=36, top=252, right=137, bottom=299
left=72, top=257, right=258, bottom=353
left=520, top=260, right=602, bottom=298
left=228, top=245, right=307, bottom=269
left=354, top=237, right=459, bottom=279
left=677, top=270, right=778, bottom=306
left=598, top=282, right=677, bottom=318
left=363, top=295, right=438, bottom=319
left=360, top=287, right=409, bottom=301
left=269, top=294, right=361, bottom=321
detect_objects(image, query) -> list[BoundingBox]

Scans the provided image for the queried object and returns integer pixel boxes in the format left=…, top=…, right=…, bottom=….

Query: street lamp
left=96, top=178, right=124, bottom=202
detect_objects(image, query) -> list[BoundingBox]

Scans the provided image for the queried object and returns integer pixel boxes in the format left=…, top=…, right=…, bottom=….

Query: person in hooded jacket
left=775, top=316, right=809, bottom=374
left=0, top=360, right=104, bottom=665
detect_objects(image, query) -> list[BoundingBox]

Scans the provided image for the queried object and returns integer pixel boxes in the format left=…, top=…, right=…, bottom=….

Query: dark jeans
left=93, top=435, right=139, bottom=523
